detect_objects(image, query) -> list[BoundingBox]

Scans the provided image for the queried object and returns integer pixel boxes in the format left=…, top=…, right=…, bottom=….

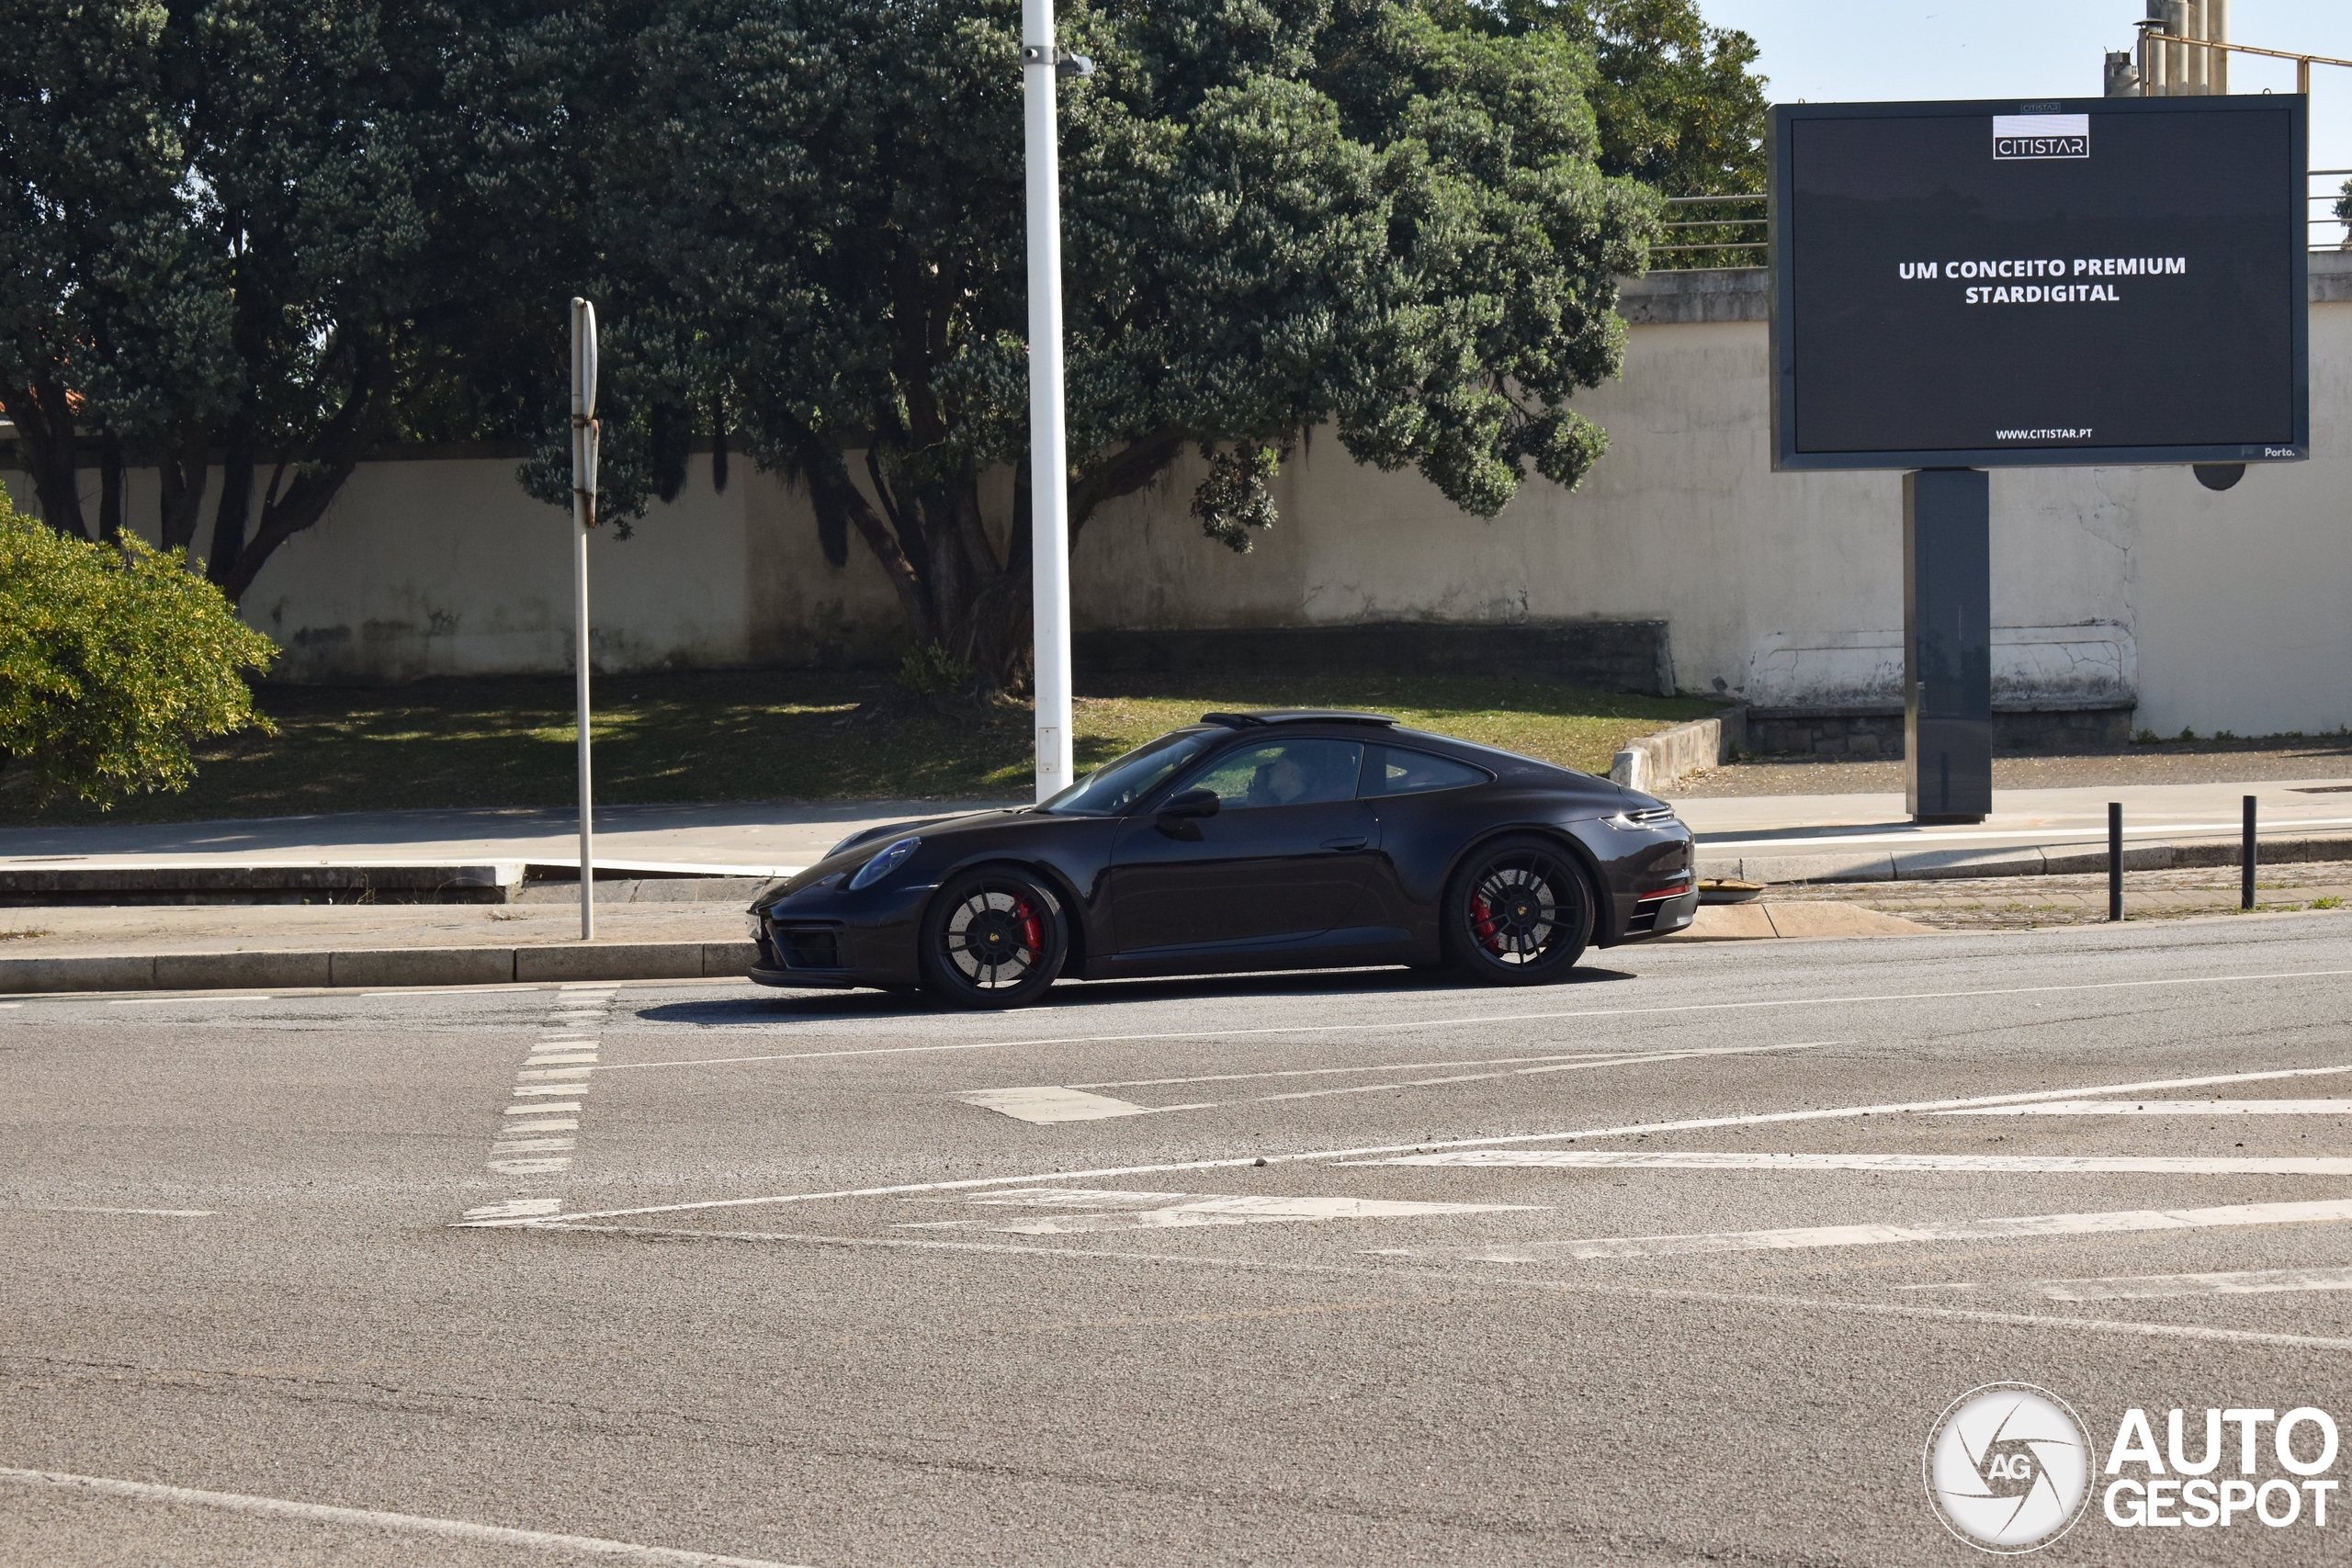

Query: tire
left=1441, top=835, right=1596, bottom=986
left=918, top=867, right=1069, bottom=1010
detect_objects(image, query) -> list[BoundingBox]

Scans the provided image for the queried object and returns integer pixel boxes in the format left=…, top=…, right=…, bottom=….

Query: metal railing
left=1651, top=167, right=2352, bottom=272
left=1652, top=194, right=1767, bottom=271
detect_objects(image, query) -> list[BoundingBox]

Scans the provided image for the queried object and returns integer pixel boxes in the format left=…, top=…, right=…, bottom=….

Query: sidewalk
left=0, top=798, right=1014, bottom=881
left=1676, top=776, right=2352, bottom=880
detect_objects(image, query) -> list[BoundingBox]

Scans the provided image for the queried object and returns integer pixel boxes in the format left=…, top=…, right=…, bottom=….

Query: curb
left=1696, top=834, right=2352, bottom=886
left=0, top=940, right=762, bottom=996
left=1611, top=707, right=1747, bottom=795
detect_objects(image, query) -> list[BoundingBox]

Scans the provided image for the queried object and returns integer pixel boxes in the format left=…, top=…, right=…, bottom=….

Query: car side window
left=1180, top=739, right=1364, bottom=810
left=1360, top=744, right=1487, bottom=798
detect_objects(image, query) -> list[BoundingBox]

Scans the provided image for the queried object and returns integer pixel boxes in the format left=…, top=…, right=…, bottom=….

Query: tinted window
left=1360, top=745, right=1487, bottom=797
left=1181, top=739, right=1364, bottom=809
left=1038, top=730, right=1216, bottom=816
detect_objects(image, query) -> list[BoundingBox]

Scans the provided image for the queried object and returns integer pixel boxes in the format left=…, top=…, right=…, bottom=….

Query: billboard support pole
left=1904, top=470, right=1993, bottom=825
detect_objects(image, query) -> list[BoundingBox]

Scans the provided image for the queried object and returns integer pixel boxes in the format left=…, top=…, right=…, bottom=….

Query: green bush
left=0, top=495, right=277, bottom=807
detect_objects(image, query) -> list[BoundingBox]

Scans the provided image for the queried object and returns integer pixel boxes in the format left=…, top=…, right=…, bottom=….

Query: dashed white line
left=1445, top=1198, right=2352, bottom=1262
left=591, top=964, right=2352, bottom=1074
left=506, top=1221, right=2352, bottom=1354
left=0, top=1467, right=811, bottom=1566
left=2037, top=1265, right=2352, bottom=1303
left=469, top=1062, right=2352, bottom=1228
left=503, top=1101, right=582, bottom=1116
left=958, top=1043, right=1834, bottom=1123
left=1357, top=1151, right=2352, bottom=1175
left=1940, top=1100, right=2352, bottom=1117
left=21, top=1206, right=217, bottom=1217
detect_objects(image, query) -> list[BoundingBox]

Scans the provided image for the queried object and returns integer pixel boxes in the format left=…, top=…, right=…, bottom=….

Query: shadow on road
left=628, top=963, right=1638, bottom=1027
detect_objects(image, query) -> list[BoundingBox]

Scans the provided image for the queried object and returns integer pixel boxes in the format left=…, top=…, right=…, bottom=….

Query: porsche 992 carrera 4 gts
left=747, top=710, right=1696, bottom=1008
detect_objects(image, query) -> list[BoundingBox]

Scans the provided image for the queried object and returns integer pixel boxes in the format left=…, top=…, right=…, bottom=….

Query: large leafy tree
left=0, top=0, right=575, bottom=594
left=560, top=0, right=1761, bottom=692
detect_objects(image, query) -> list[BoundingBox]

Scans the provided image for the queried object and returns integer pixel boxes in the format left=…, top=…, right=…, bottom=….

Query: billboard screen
left=1770, top=96, right=2308, bottom=470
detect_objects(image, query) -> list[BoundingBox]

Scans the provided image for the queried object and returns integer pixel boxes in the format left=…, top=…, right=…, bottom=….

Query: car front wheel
left=918, top=868, right=1069, bottom=1009
left=1442, top=836, right=1595, bottom=986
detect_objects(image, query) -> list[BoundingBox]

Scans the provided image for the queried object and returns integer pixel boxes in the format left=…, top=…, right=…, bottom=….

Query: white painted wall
left=7, top=266, right=2346, bottom=736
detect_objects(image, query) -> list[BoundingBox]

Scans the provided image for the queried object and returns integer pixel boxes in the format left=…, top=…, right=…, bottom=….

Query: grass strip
left=0, top=669, right=1718, bottom=826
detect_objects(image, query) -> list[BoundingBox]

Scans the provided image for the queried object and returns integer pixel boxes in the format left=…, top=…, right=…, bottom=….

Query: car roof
left=1199, top=709, right=1397, bottom=728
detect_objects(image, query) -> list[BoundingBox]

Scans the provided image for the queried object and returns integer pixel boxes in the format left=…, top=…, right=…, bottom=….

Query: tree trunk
left=96, top=426, right=124, bottom=541
left=800, top=428, right=1189, bottom=697
left=0, top=379, right=90, bottom=538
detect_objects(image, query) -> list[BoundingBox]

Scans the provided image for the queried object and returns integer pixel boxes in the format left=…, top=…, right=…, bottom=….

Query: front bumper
left=745, top=883, right=931, bottom=988
left=1619, top=885, right=1699, bottom=941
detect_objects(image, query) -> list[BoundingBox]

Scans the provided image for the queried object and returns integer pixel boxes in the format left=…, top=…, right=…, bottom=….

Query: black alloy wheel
left=918, top=867, right=1069, bottom=1009
left=1442, top=835, right=1594, bottom=985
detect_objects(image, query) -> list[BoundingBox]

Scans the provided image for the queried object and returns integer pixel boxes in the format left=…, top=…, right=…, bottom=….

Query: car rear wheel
left=919, top=868, right=1069, bottom=1010
left=1442, top=836, right=1594, bottom=985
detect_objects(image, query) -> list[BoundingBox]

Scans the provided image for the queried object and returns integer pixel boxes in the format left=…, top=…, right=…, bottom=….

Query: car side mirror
left=1156, top=787, right=1220, bottom=838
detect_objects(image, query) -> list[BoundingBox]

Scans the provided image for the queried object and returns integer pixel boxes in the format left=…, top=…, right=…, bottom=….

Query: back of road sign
left=1769, top=95, right=2308, bottom=472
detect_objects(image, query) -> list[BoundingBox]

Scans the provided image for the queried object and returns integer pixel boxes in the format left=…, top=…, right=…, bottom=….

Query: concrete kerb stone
left=1611, top=707, right=1747, bottom=795
left=515, top=943, right=706, bottom=983
left=0, top=938, right=757, bottom=995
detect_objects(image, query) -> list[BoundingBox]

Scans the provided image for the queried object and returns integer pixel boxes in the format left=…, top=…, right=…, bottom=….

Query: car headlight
left=847, top=836, right=921, bottom=890
left=745, top=909, right=765, bottom=939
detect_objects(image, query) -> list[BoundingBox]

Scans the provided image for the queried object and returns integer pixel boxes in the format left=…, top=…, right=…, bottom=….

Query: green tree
left=560, top=0, right=1733, bottom=690
left=0, top=1, right=577, bottom=591
left=0, top=491, right=277, bottom=807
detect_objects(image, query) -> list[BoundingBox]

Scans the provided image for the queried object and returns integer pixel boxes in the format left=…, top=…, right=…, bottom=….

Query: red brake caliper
left=1016, top=899, right=1044, bottom=959
left=1469, top=892, right=1501, bottom=953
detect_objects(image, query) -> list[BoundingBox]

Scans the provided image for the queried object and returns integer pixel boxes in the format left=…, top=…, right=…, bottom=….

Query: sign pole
left=1021, top=0, right=1075, bottom=803
left=571, top=299, right=599, bottom=940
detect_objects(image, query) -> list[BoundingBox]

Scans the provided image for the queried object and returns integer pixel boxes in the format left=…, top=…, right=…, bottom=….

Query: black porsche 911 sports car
left=746, top=710, right=1697, bottom=1008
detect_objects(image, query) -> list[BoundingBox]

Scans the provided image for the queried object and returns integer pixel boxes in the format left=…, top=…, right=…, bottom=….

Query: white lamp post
left=1021, top=0, right=1075, bottom=802
left=570, top=298, right=599, bottom=939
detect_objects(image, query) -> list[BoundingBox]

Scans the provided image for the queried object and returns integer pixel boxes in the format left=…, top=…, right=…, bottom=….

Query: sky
left=1700, top=0, right=2352, bottom=243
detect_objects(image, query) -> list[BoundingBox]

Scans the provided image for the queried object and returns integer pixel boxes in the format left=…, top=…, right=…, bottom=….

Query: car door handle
left=1320, top=835, right=1369, bottom=852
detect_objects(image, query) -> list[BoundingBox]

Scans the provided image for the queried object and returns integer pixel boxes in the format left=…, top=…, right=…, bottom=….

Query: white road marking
left=1356, top=1151, right=2352, bottom=1175
left=503, top=1100, right=582, bottom=1116
left=517, top=1068, right=594, bottom=1082
left=592, top=964, right=2352, bottom=1074
left=2037, top=1265, right=2352, bottom=1303
left=490, top=1158, right=571, bottom=1174
left=473, top=1062, right=2352, bottom=1228
left=956, top=1087, right=1200, bottom=1122
left=514, top=1221, right=2352, bottom=1354
left=491, top=1138, right=575, bottom=1154
left=944, top=1190, right=1541, bottom=1235
left=1940, top=1100, right=2352, bottom=1116
left=22, top=1207, right=216, bottom=1217
left=965, top=1043, right=1832, bottom=1123
left=0, top=1466, right=810, bottom=1566
left=466, top=1198, right=563, bottom=1221
left=501, top=1118, right=578, bottom=1134
left=1445, top=1198, right=2352, bottom=1262
left=1069, top=1049, right=1694, bottom=1089
left=511, top=1085, right=589, bottom=1099
left=107, top=995, right=271, bottom=1005
left=362, top=984, right=548, bottom=997
left=528, top=1053, right=599, bottom=1064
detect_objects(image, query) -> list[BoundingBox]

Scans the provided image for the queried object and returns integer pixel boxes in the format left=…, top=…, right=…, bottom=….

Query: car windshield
left=1035, top=729, right=1217, bottom=817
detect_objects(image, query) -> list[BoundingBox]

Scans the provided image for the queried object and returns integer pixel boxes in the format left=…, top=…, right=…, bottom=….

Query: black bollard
left=2109, top=802, right=2123, bottom=922
left=2243, top=795, right=2257, bottom=911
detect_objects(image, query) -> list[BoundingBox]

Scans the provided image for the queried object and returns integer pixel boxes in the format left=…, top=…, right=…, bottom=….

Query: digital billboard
left=1770, top=95, right=2308, bottom=470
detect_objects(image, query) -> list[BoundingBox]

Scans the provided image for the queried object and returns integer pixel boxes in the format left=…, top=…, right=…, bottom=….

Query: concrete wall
left=7, top=254, right=2346, bottom=736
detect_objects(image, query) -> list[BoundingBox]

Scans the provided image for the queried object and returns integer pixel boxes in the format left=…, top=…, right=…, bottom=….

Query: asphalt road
left=7, top=916, right=2352, bottom=1564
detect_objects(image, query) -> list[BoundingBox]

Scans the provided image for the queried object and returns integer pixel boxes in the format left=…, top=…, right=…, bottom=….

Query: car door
left=1108, top=737, right=1379, bottom=953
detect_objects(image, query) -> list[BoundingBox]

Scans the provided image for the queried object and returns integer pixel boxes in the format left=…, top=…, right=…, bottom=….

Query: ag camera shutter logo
left=1924, top=1384, right=2093, bottom=1552
left=1994, top=114, right=2089, bottom=161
